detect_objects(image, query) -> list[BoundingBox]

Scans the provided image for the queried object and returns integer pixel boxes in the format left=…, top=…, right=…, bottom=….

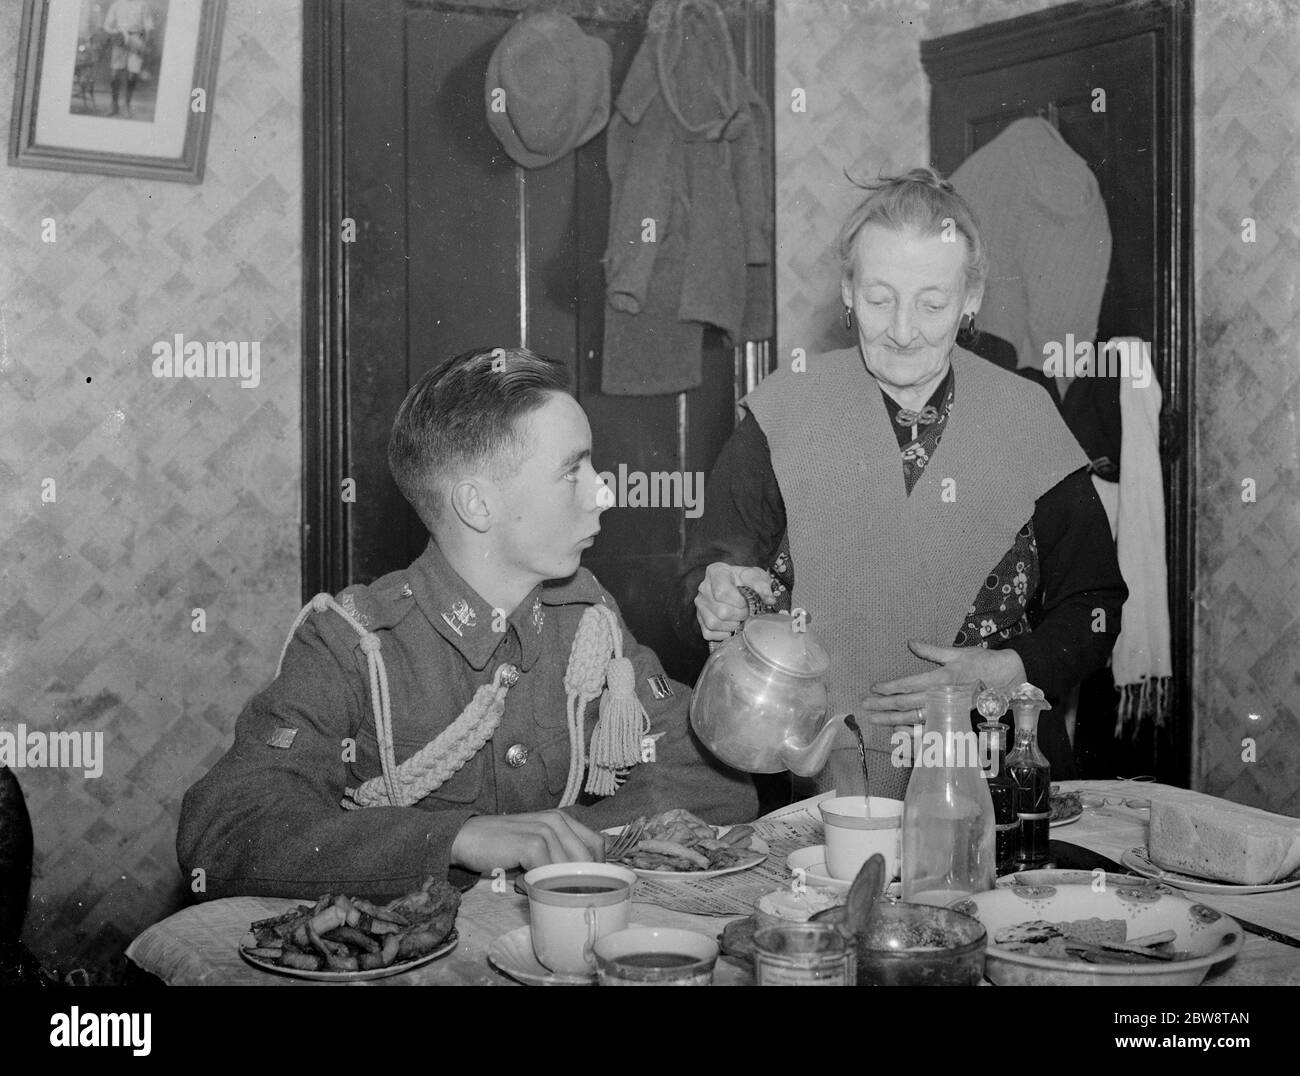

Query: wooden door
left=303, top=0, right=774, bottom=685
left=921, top=0, right=1193, bottom=783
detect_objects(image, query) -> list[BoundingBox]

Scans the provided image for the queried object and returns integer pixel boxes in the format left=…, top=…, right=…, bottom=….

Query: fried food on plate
left=242, top=876, right=460, bottom=973
left=606, top=808, right=758, bottom=872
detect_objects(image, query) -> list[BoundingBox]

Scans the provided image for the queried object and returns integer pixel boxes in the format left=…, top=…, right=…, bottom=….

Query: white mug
left=820, top=796, right=903, bottom=882
left=523, top=862, right=636, bottom=976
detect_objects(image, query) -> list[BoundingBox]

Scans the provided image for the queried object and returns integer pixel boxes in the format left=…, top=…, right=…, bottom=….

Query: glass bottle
left=901, top=684, right=996, bottom=906
left=979, top=721, right=1018, bottom=876
left=1005, top=683, right=1052, bottom=870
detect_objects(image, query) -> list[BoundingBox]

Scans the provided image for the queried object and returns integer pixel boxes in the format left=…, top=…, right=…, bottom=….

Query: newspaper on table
left=631, top=816, right=824, bottom=916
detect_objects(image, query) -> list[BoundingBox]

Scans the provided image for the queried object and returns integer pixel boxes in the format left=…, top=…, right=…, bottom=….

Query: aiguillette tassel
left=584, top=656, right=649, bottom=795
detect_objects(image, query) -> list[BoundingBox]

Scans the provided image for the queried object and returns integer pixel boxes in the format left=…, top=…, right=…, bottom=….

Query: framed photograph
left=8, top=0, right=226, bottom=183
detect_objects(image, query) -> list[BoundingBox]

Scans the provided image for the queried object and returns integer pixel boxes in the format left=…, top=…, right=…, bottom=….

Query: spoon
left=843, top=714, right=871, bottom=815
left=810, top=853, right=886, bottom=946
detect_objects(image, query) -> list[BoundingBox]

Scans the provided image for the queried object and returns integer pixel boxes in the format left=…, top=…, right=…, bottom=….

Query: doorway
left=302, top=0, right=775, bottom=686
left=921, top=0, right=1194, bottom=783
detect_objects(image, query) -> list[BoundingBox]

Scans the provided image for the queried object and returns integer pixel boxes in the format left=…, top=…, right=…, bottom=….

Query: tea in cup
left=820, top=796, right=903, bottom=882
left=523, top=862, right=636, bottom=976
left=593, top=927, right=719, bottom=986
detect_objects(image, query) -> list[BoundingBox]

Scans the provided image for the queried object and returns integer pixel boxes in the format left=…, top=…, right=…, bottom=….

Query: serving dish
left=953, top=883, right=1243, bottom=986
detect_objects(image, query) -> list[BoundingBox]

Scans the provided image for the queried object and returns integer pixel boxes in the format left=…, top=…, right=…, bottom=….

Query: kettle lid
left=741, top=614, right=830, bottom=677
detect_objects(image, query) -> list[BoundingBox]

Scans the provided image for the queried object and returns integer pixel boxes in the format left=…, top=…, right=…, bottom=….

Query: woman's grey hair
left=836, top=167, right=988, bottom=295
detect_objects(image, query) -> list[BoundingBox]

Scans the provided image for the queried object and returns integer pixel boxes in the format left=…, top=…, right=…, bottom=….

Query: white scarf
left=1105, top=340, right=1173, bottom=731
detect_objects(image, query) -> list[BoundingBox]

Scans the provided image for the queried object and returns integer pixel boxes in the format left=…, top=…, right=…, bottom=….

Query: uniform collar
left=408, top=541, right=508, bottom=672
left=410, top=540, right=576, bottom=673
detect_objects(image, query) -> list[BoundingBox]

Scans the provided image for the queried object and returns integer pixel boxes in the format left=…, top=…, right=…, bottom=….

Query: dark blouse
left=675, top=372, right=1128, bottom=706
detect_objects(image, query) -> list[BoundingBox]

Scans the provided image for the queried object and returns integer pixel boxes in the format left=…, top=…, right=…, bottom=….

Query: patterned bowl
left=953, top=883, right=1244, bottom=986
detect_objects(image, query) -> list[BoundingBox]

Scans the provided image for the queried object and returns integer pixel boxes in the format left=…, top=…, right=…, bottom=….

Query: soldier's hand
left=695, top=562, right=774, bottom=642
left=450, top=810, right=605, bottom=874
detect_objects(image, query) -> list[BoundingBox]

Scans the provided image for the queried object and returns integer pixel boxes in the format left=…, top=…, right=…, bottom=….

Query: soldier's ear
left=448, top=478, right=491, bottom=534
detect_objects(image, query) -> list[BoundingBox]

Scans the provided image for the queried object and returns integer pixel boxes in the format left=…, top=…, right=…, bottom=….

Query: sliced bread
left=1148, top=796, right=1300, bottom=885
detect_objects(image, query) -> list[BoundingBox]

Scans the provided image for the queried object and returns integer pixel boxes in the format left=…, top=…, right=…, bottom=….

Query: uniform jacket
left=176, top=541, right=757, bottom=900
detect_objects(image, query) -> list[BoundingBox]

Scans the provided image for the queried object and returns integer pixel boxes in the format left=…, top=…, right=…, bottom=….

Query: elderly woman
left=678, top=168, right=1127, bottom=800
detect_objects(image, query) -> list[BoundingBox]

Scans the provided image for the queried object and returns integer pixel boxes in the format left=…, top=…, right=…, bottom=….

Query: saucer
left=486, top=925, right=600, bottom=986
left=785, top=846, right=902, bottom=897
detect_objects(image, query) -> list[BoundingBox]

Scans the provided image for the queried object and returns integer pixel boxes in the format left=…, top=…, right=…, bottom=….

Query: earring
left=959, top=313, right=976, bottom=335
left=843, top=307, right=854, bottom=331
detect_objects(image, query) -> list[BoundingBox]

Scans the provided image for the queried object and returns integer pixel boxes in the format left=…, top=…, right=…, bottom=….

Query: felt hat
left=485, top=12, right=612, bottom=169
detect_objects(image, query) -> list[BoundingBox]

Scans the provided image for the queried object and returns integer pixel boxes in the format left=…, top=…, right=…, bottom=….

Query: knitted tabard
left=744, top=347, right=1088, bottom=798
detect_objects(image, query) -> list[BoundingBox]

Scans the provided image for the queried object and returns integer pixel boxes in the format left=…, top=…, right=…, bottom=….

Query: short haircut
left=388, top=346, right=571, bottom=528
left=836, top=166, right=988, bottom=295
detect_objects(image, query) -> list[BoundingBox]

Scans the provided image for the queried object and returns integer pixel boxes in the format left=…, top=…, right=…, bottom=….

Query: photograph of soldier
left=69, top=0, right=168, bottom=121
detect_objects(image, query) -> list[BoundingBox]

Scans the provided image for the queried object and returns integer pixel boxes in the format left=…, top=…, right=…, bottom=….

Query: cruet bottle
left=1005, top=683, right=1052, bottom=870
left=901, top=684, right=996, bottom=905
left=979, top=721, right=1018, bottom=876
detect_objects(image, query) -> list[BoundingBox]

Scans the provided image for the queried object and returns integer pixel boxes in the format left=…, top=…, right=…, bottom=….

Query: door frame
left=921, top=0, right=1195, bottom=784
left=302, top=0, right=350, bottom=599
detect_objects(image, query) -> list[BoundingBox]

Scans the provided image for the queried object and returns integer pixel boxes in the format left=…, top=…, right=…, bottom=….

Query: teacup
left=523, top=862, right=637, bottom=976
left=819, top=796, right=903, bottom=882
left=593, top=927, right=719, bottom=986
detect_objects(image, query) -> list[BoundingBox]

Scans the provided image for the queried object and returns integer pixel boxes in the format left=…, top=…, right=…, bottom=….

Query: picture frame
left=8, top=0, right=227, bottom=183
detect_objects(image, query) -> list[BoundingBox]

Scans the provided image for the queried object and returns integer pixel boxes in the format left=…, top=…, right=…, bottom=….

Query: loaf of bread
left=1148, top=796, right=1300, bottom=885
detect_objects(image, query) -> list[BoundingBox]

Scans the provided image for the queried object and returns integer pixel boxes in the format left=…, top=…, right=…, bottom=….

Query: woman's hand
left=693, top=563, right=775, bottom=642
left=860, top=641, right=1025, bottom=725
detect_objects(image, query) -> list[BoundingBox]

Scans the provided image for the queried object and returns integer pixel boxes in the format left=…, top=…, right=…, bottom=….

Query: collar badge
left=442, top=598, right=477, bottom=637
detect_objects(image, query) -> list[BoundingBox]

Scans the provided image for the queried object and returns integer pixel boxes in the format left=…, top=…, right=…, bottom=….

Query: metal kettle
left=689, top=615, right=844, bottom=776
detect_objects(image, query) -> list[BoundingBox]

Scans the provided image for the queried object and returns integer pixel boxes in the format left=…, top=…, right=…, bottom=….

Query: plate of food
left=238, top=876, right=460, bottom=981
left=951, top=882, right=1243, bottom=986
left=1049, top=787, right=1083, bottom=827
left=1119, top=846, right=1300, bottom=896
left=603, top=808, right=768, bottom=879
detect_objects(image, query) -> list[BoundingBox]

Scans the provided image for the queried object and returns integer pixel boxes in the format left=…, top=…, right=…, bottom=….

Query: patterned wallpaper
left=0, top=2, right=301, bottom=980
left=1191, top=0, right=1300, bottom=814
left=772, top=0, right=1054, bottom=360
left=774, top=0, right=1300, bottom=813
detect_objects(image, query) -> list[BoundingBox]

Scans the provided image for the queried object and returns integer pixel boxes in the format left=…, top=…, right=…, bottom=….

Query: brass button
left=505, top=743, right=530, bottom=768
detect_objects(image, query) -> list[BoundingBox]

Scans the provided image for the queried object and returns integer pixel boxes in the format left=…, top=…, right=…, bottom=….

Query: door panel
left=922, top=0, right=1192, bottom=784
left=306, top=0, right=774, bottom=686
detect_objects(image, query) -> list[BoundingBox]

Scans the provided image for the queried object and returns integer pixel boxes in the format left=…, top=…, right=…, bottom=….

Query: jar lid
left=741, top=614, right=830, bottom=677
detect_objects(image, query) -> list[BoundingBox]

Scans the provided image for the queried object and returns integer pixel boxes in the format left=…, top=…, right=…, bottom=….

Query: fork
left=605, top=817, right=648, bottom=861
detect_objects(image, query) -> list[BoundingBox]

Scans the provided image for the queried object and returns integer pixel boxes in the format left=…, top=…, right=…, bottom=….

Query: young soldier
left=177, top=347, right=756, bottom=898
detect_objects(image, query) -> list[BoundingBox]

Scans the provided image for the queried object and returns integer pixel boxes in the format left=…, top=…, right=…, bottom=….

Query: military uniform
left=177, top=541, right=757, bottom=900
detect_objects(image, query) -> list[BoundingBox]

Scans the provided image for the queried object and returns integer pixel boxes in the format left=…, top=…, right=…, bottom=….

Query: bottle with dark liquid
left=1005, top=683, right=1052, bottom=870
left=979, top=720, right=1017, bottom=876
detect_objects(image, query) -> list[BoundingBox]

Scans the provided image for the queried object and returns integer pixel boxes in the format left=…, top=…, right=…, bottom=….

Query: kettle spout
left=780, top=713, right=847, bottom=778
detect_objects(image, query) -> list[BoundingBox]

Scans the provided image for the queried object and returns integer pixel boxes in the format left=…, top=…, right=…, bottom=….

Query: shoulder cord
left=560, top=604, right=617, bottom=807
left=562, top=604, right=651, bottom=804
left=277, top=595, right=647, bottom=811
left=343, top=661, right=517, bottom=810
left=277, top=594, right=401, bottom=808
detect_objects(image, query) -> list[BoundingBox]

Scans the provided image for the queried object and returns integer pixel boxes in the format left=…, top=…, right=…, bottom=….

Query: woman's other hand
left=694, top=563, right=775, bottom=641
left=860, top=640, right=1025, bottom=724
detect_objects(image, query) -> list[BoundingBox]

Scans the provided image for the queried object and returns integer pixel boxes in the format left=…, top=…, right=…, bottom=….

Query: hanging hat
left=484, top=12, right=612, bottom=169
